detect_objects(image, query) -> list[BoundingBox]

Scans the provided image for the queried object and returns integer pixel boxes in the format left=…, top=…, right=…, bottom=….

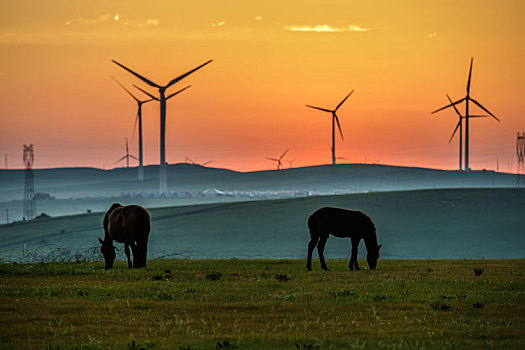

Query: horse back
left=105, top=205, right=150, bottom=243
left=308, top=207, right=375, bottom=238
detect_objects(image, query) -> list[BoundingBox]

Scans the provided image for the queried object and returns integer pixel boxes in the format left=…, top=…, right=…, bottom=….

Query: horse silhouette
left=307, top=207, right=381, bottom=271
left=98, top=203, right=150, bottom=270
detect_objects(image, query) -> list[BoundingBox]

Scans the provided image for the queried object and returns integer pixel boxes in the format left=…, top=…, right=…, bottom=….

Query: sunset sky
left=1, top=1, right=524, bottom=172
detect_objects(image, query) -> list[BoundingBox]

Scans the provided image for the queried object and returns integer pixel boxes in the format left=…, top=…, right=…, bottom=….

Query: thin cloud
left=211, top=21, right=226, bottom=27
left=65, top=14, right=159, bottom=27
left=284, top=24, right=368, bottom=33
left=428, top=32, right=437, bottom=39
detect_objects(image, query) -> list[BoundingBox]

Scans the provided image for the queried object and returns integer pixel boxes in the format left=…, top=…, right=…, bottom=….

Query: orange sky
left=1, top=0, right=524, bottom=172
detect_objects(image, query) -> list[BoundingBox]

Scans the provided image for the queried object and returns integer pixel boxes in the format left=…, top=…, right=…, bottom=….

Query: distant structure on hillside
left=4, top=153, right=7, bottom=169
left=114, top=138, right=137, bottom=168
left=432, top=58, right=500, bottom=171
left=517, top=132, right=524, bottom=187
left=23, top=144, right=35, bottom=220
left=266, top=149, right=289, bottom=170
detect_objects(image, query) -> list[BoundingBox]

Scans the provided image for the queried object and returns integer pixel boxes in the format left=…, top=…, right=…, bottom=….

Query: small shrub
left=473, top=302, right=485, bottom=309
left=456, top=293, right=467, bottom=299
left=77, top=290, right=88, bottom=297
left=164, top=269, right=171, bottom=274
left=430, top=298, right=452, bottom=311
left=274, top=273, right=290, bottom=282
left=185, top=288, right=196, bottom=294
left=265, top=265, right=272, bottom=270
left=128, top=340, right=156, bottom=350
left=216, top=338, right=238, bottom=349
left=373, top=295, right=386, bottom=302
left=179, top=345, right=197, bottom=350
left=295, top=341, right=320, bottom=349
left=157, top=292, right=173, bottom=300
left=330, top=289, right=355, bottom=298
left=152, top=275, right=163, bottom=281
left=427, top=268, right=433, bottom=273
left=474, top=268, right=484, bottom=276
left=206, top=272, right=222, bottom=281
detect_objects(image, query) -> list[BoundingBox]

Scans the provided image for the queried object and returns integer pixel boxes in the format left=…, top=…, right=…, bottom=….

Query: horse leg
left=307, top=236, right=319, bottom=271
left=350, top=238, right=360, bottom=271
left=137, top=239, right=148, bottom=268
left=130, top=242, right=139, bottom=268
left=124, top=243, right=132, bottom=268
left=318, top=235, right=329, bottom=271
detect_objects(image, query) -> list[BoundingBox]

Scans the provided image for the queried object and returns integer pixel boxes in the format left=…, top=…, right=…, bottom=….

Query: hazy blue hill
left=0, top=163, right=520, bottom=201
left=1, top=188, right=523, bottom=262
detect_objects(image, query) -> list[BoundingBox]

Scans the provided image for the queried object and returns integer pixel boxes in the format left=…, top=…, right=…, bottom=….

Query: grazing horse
left=307, top=207, right=381, bottom=271
left=98, top=203, right=150, bottom=270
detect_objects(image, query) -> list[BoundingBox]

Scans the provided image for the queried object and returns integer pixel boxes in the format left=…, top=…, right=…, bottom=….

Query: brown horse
left=307, top=207, right=381, bottom=271
left=98, top=203, right=150, bottom=270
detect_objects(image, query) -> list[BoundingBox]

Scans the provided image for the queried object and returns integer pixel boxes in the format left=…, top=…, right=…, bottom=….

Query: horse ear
left=98, top=237, right=104, bottom=244
left=378, top=244, right=382, bottom=250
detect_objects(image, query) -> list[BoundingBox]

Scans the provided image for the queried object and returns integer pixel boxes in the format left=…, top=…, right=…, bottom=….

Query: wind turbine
left=306, top=90, right=354, bottom=165
left=115, top=138, right=137, bottom=168
left=266, top=149, right=289, bottom=170
left=185, top=156, right=213, bottom=167
left=112, top=59, right=212, bottom=192
left=439, top=94, right=488, bottom=171
left=432, top=58, right=500, bottom=171
left=111, top=76, right=154, bottom=180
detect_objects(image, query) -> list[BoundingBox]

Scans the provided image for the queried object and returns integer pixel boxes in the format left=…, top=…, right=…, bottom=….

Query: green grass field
left=1, top=259, right=523, bottom=349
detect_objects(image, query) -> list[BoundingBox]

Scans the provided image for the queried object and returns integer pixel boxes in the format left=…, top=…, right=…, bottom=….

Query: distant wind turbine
left=111, top=76, right=154, bottom=180
left=266, top=149, right=289, bottom=170
left=185, top=156, right=213, bottom=167
left=286, top=159, right=296, bottom=168
left=439, top=93, right=488, bottom=171
left=115, top=138, right=137, bottom=168
left=432, top=58, right=500, bottom=171
left=306, top=90, right=354, bottom=165
left=112, top=59, right=212, bottom=192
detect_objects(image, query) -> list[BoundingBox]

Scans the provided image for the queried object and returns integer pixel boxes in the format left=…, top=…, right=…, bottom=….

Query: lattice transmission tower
left=23, top=144, right=35, bottom=220
left=517, top=132, right=525, bottom=187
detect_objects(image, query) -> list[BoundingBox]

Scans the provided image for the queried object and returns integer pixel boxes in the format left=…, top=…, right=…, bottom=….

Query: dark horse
left=98, top=203, right=150, bottom=270
left=307, top=207, right=381, bottom=271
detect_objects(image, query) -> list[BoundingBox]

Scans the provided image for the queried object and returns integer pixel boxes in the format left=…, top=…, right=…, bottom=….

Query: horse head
left=367, top=244, right=382, bottom=270
left=98, top=237, right=117, bottom=270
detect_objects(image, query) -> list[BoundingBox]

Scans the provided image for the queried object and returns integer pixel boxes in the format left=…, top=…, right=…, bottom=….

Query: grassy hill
left=1, top=163, right=522, bottom=222
left=1, top=188, right=523, bottom=262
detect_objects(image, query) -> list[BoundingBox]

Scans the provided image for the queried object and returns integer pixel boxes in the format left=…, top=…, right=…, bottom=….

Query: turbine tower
left=111, top=76, right=154, bottom=180
left=23, top=145, right=35, bottom=220
left=112, top=59, right=212, bottom=192
left=115, top=138, right=137, bottom=168
left=432, top=58, right=500, bottom=171
left=266, top=149, right=289, bottom=170
left=306, top=90, right=354, bottom=165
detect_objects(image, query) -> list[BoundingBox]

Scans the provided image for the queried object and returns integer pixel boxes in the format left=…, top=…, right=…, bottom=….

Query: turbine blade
left=470, top=98, right=500, bottom=121
left=131, top=111, right=139, bottom=138
left=335, top=90, right=354, bottom=111
left=114, top=155, right=127, bottom=164
left=467, top=57, right=473, bottom=94
left=166, top=59, right=213, bottom=89
left=279, top=148, right=289, bottom=160
left=431, top=97, right=466, bottom=114
left=265, top=157, right=278, bottom=161
left=202, top=160, right=213, bottom=166
left=133, top=85, right=159, bottom=101
left=449, top=121, right=461, bottom=143
left=305, top=105, right=332, bottom=113
left=112, top=60, right=160, bottom=88
left=166, top=85, right=191, bottom=100
left=469, top=115, right=489, bottom=118
left=110, top=75, right=140, bottom=102
left=129, top=155, right=138, bottom=161
left=446, top=94, right=462, bottom=118
left=335, top=115, right=344, bottom=141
